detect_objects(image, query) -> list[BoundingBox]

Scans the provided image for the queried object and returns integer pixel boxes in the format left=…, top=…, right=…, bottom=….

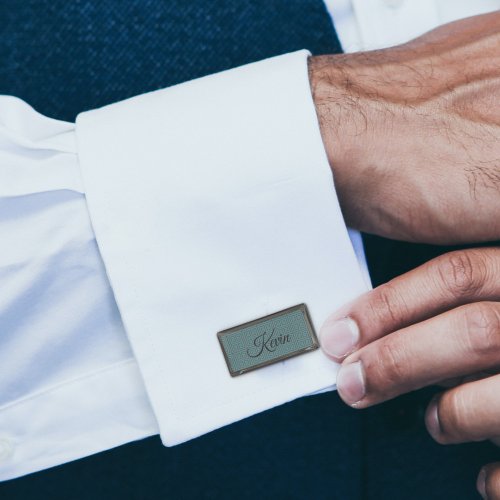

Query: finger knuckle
left=369, top=283, right=408, bottom=325
left=437, top=389, right=474, bottom=441
left=462, top=303, right=500, bottom=356
left=436, top=250, right=488, bottom=298
left=376, top=336, right=408, bottom=386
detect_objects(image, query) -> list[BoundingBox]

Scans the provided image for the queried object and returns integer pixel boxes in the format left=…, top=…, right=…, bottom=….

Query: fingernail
left=337, top=361, right=365, bottom=406
left=425, top=395, right=442, bottom=441
left=319, top=317, right=359, bottom=359
left=477, top=468, right=487, bottom=499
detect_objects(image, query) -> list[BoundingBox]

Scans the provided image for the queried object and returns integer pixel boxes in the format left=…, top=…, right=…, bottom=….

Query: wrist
left=308, top=55, right=373, bottom=229
left=308, top=55, right=350, bottom=169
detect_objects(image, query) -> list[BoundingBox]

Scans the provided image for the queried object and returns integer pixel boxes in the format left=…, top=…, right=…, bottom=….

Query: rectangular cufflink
left=217, top=303, right=319, bottom=377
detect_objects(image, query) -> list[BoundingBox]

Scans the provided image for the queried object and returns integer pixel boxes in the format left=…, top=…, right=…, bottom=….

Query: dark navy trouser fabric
left=0, top=1, right=497, bottom=498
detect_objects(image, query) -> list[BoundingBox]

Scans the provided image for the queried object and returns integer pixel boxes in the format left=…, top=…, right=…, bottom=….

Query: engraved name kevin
left=246, top=327, right=291, bottom=358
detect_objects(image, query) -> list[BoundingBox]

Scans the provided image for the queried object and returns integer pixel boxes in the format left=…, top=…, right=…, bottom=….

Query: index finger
left=319, top=248, right=500, bottom=361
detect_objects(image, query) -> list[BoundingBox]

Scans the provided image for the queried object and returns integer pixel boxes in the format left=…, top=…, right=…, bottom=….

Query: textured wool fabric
left=0, top=0, right=342, bottom=122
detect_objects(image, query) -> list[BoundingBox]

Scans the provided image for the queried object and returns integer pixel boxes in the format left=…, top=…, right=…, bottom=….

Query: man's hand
left=309, top=11, right=500, bottom=244
left=319, top=248, right=500, bottom=498
left=310, top=11, right=500, bottom=496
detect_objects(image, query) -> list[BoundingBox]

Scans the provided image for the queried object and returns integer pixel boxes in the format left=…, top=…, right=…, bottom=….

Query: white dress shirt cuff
left=75, top=50, right=369, bottom=446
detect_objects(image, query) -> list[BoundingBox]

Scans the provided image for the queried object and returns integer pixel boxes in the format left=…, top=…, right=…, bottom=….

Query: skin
left=310, top=11, right=500, bottom=244
left=309, top=11, right=500, bottom=499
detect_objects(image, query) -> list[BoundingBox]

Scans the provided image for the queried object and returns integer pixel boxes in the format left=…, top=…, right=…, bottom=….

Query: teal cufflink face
left=217, top=303, right=318, bottom=377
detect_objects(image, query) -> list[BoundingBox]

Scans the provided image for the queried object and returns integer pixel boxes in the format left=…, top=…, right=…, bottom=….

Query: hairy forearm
left=309, top=11, right=500, bottom=244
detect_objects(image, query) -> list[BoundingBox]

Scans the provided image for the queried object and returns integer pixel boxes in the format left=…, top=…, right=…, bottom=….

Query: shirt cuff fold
left=75, top=50, right=369, bottom=446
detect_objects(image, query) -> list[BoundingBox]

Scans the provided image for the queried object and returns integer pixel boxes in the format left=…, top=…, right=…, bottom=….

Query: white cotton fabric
left=0, top=52, right=368, bottom=480
left=75, top=50, right=370, bottom=446
left=326, top=0, right=500, bottom=52
left=0, top=96, right=159, bottom=481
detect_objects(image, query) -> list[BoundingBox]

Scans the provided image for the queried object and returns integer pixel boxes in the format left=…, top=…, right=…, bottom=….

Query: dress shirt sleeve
left=75, top=50, right=369, bottom=446
left=0, top=96, right=159, bottom=481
